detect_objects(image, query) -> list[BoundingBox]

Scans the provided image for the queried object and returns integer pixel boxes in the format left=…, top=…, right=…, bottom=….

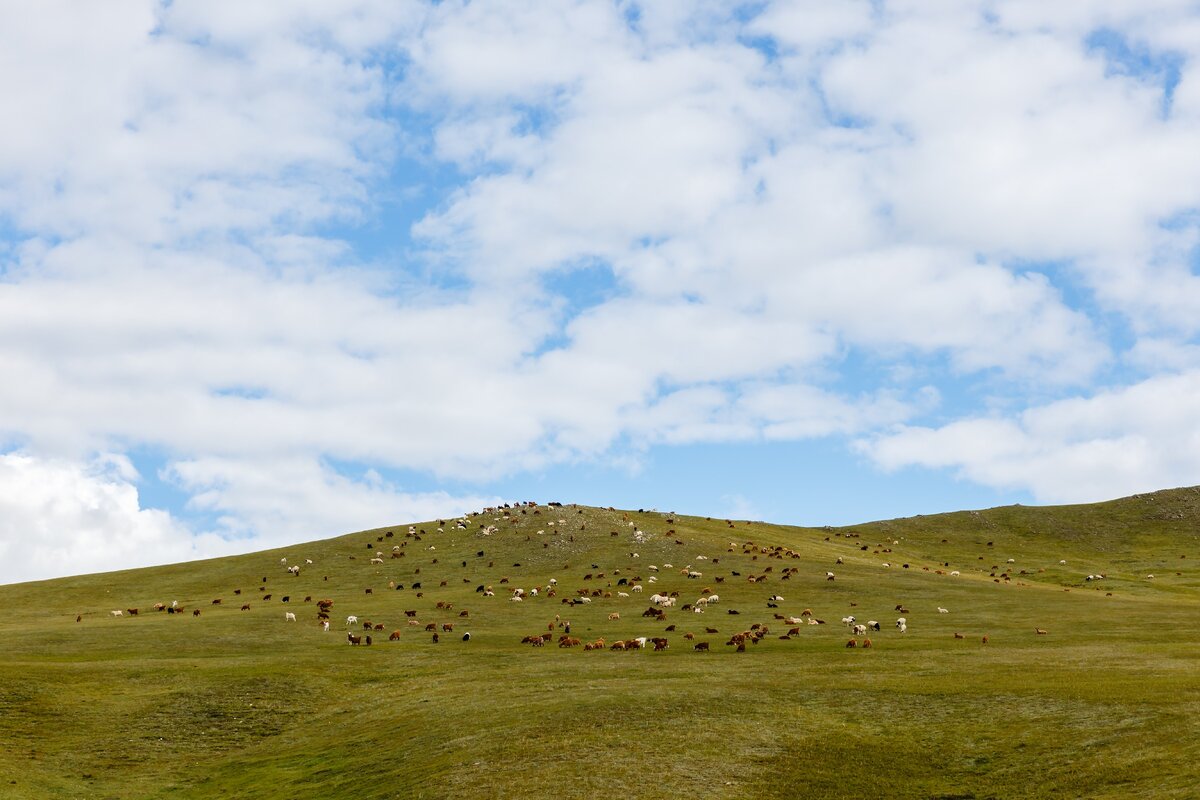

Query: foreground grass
left=2, top=491, right=1198, bottom=798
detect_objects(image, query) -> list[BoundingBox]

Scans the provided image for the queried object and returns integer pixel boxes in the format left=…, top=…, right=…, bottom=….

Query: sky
left=3, top=0, right=1200, bottom=585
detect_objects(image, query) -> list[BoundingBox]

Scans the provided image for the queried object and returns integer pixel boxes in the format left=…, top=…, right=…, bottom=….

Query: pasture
left=1, top=490, right=1198, bottom=798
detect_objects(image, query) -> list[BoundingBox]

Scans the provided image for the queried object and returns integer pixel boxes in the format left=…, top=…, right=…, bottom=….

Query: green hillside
left=2, top=490, right=1198, bottom=799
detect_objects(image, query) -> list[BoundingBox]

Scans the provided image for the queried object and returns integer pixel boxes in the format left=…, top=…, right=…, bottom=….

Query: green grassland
left=1, top=489, right=1198, bottom=799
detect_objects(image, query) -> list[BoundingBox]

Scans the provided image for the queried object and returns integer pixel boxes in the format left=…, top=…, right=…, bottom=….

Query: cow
left=694, top=641, right=710, bottom=651
left=285, top=612, right=296, bottom=622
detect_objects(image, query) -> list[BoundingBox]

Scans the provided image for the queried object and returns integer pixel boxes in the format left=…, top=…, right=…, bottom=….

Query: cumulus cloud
left=0, top=453, right=228, bottom=585
left=4, top=1, right=1200, bottom=581
left=165, top=456, right=500, bottom=546
left=860, top=371, right=1200, bottom=503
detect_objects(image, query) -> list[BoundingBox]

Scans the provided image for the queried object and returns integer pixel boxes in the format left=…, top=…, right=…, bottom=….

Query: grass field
left=2, top=489, right=1198, bottom=799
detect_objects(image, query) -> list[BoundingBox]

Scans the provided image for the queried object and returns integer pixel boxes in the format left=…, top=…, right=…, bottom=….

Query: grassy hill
left=2, top=490, right=1198, bottom=799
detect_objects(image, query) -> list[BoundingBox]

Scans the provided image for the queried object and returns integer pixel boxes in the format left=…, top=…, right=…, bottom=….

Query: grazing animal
left=862, top=638, right=872, bottom=648
left=347, top=615, right=358, bottom=625
left=322, top=621, right=330, bottom=632
left=193, top=609, right=201, bottom=616
left=285, top=612, right=296, bottom=622
left=982, top=635, right=989, bottom=644
left=608, top=612, right=620, bottom=620
left=241, top=604, right=251, bottom=611
left=211, top=599, right=221, bottom=605
left=1036, top=628, right=1049, bottom=635
left=896, top=618, right=907, bottom=633
left=938, top=607, right=949, bottom=614
left=953, top=632, right=965, bottom=639
left=110, top=610, right=122, bottom=617
left=846, top=638, right=858, bottom=648
left=693, top=642, right=710, bottom=651
left=462, top=632, right=471, bottom=641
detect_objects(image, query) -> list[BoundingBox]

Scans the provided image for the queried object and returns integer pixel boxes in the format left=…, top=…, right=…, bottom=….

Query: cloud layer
left=3, top=1, right=1200, bottom=582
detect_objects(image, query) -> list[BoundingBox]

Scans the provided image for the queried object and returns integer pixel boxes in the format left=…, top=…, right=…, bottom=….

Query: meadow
left=1, top=489, right=1198, bottom=799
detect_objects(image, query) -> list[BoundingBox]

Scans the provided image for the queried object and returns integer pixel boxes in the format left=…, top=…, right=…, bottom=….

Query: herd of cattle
left=94, top=501, right=1083, bottom=652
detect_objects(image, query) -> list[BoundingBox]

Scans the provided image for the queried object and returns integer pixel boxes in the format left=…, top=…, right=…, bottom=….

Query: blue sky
left=2, top=0, right=1200, bottom=584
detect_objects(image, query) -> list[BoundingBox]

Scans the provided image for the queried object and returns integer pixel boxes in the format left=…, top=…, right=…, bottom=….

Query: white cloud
left=860, top=370, right=1200, bottom=503
left=0, top=452, right=228, bottom=585
left=165, top=456, right=500, bottom=546
left=4, top=1, right=1200, bottom=579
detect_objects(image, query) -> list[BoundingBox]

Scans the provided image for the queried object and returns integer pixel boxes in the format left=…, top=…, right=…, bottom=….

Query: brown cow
left=241, top=604, right=251, bottom=611
left=425, top=623, right=437, bottom=631
left=846, top=638, right=857, bottom=648
left=694, top=641, right=710, bottom=651
left=192, top=609, right=201, bottom=616
left=348, top=633, right=362, bottom=645
left=389, top=631, right=402, bottom=641
left=211, top=599, right=221, bottom=605
left=442, top=623, right=453, bottom=632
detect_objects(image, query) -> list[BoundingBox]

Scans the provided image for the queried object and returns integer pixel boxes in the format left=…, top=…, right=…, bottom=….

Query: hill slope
left=2, top=491, right=1199, bottom=799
